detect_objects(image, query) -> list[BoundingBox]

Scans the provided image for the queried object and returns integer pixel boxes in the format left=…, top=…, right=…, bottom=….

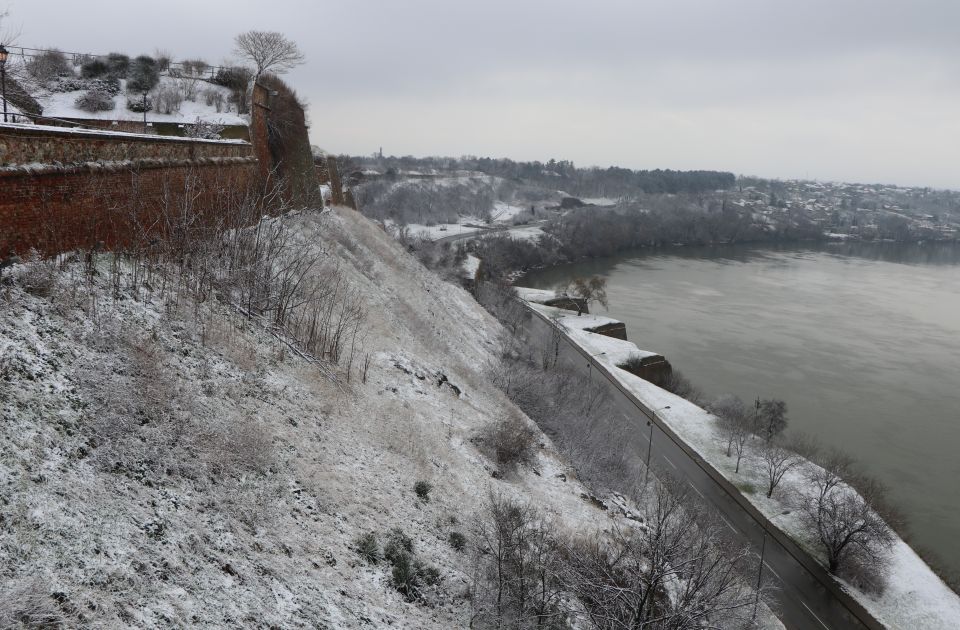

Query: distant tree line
left=468, top=202, right=823, bottom=279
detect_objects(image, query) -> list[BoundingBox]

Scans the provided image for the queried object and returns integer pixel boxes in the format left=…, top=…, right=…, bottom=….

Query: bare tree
left=233, top=30, right=305, bottom=79
left=799, top=476, right=894, bottom=579
left=759, top=439, right=802, bottom=498
left=710, top=395, right=752, bottom=473
left=565, top=479, right=757, bottom=629
left=470, top=493, right=566, bottom=629
left=564, top=275, right=608, bottom=316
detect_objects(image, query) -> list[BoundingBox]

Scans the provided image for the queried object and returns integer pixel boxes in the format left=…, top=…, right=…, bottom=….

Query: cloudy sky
left=6, top=0, right=960, bottom=188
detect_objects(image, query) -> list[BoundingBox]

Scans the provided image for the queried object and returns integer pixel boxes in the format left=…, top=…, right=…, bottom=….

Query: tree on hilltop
left=233, top=30, right=305, bottom=79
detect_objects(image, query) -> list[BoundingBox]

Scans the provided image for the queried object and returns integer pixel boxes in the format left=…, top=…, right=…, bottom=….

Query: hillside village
left=2, top=25, right=960, bottom=630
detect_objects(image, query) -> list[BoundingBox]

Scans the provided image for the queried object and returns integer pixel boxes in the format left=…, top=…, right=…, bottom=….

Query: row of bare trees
left=710, top=395, right=895, bottom=589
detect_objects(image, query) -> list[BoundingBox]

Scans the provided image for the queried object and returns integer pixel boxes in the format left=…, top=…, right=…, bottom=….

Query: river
left=521, top=242, right=960, bottom=577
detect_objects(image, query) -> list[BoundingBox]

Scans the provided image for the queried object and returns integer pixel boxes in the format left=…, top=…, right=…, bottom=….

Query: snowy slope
left=0, top=208, right=619, bottom=628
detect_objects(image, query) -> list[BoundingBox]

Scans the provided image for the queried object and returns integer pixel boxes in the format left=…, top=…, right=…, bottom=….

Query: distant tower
left=379, top=147, right=383, bottom=159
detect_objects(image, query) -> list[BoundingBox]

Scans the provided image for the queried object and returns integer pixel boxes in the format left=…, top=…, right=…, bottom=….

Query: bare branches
left=799, top=475, right=894, bottom=587
left=564, top=275, right=608, bottom=315
left=710, top=395, right=752, bottom=473
left=759, top=439, right=802, bottom=498
left=233, top=30, right=305, bottom=78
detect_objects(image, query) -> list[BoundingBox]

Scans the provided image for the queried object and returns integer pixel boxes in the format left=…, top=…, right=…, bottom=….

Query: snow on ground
left=491, top=201, right=527, bottom=222
left=581, top=197, right=620, bottom=207
left=0, top=207, right=631, bottom=628
left=505, top=225, right=546, bottom=241
left=532, top=300, right=960, bottom=629
left=34, top=76, right=245, bottom=126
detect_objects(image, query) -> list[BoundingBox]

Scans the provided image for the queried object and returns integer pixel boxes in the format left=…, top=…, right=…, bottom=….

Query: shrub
left=127, top=95, right=152, bottom=113
left=127, top=55, right=160, bottom=93
left=354, top=532, right=379, bottom=564
left=105, top=52, right=131, bottom=77
left=212, top=66, right=253, bottom=92
left=390, top=550, right=440, bottom=603
left=202, top=88, right=226, bottom=112
left=74, top=90, right=115, bottom=113
left=414, top=480, right=432, bottom=502
left=477, top=414, right=537, bottom=472
left=154, top=83, right=184, bottom=114
left=26, top=49, right=72, bottom=81
left=81, top=59, right=109, bottom=78
left=448, top=531, right=466, bottom=552
left=383, top=528, right=414, bottom=565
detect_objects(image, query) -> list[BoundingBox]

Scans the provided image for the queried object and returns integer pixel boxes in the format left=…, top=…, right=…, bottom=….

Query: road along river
left=521, top=242, right=960, bottom=579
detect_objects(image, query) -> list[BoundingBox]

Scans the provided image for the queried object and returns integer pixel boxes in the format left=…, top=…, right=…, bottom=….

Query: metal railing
left=4, top=45, right=234, bottom=80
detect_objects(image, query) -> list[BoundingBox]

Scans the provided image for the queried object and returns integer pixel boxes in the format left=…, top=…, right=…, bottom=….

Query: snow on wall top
left=0, top=121, right=249, bottom=145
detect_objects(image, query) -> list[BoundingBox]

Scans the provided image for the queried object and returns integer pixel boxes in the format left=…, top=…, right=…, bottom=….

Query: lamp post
left=643, top=405, right=671, bottom=485
left=142, top=91, right=149, bottom=134
left=0, top=45, right=9, bottom=124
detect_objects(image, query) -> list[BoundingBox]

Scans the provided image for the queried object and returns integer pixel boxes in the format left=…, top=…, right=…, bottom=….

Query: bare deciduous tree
left=759, top=438, right=802, bottom=498
left=470, top=493, right=566, bottom=629
left=799, top=475, right=894, bottom=581
left=233, top=30, right=305, bottom=78
left=566, top=479, right=757, bottom=629
left=564, top=275, right=608, bottom=316
left=711, top=395, right=752, bottom=473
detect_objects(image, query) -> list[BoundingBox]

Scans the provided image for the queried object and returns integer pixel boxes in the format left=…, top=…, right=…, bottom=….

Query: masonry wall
left=0, top=95, right=267, bottom=255
left=0, top=124, right=250, bottom=166
left=0, top=160, right=258, bottom=254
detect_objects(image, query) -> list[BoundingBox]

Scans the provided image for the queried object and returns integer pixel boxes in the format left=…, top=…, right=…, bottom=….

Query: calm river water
left=522, top=242, right=960, bottom=575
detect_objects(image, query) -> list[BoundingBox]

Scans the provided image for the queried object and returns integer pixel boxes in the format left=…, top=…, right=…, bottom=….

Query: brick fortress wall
left=0, top=84, right=275, bottom=255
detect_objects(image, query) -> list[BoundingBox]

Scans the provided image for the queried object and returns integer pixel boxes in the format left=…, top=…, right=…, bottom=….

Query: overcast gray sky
left=7, top=0, right=960, bottom=188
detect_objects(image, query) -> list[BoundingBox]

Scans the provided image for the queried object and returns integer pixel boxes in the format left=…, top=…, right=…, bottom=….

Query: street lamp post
left=643, top=405, right=671, bottom=485
left=0, top=45, right=10, bottom=124
left=142, top=91, right=149, bottom=134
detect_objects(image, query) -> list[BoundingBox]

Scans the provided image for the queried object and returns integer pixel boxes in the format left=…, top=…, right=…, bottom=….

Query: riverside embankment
left=512, top=285, right=960, bottom=629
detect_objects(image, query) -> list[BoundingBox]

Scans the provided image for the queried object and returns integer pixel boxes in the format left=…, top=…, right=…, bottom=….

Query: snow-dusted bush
left=153, top=83, right=183, bottom=114
left=53, top=76, right=120, bottom=95
left=202, top=87, right=226, bottom=112
left=126, top=95, right=152, bottom=113
left=26, top=49, right=72, bottom=81
left=476, top=413, right=537, bottom=473
left=182, top=117, right=225, bottom=140
left=74, top=89, right=115, bottom=112
left=212, top=65, right=252, bottom=92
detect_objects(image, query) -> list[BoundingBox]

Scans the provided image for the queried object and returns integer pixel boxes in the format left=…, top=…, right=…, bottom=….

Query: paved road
left=521, top=307, right=872, bottom=630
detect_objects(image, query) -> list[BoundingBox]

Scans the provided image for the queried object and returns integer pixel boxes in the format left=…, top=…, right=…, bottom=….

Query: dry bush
left=476, top=413, right=537, bottom=473
left=0, top=580, right=65, bottom=629
left=153, top=83, right=183, bottom=114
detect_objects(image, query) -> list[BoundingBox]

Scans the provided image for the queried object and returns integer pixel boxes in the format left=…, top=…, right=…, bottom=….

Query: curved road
left=520, top=305, right=874, bottom=630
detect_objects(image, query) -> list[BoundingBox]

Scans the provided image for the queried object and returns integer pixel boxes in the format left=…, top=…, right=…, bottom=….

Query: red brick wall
left=0, top=159, right=259, bottom=255
left=0, top=85, right=300, bottom=256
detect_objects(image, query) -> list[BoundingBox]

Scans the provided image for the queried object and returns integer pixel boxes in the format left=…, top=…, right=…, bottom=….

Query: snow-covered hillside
left=0, top=207, right=625, bottom=627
